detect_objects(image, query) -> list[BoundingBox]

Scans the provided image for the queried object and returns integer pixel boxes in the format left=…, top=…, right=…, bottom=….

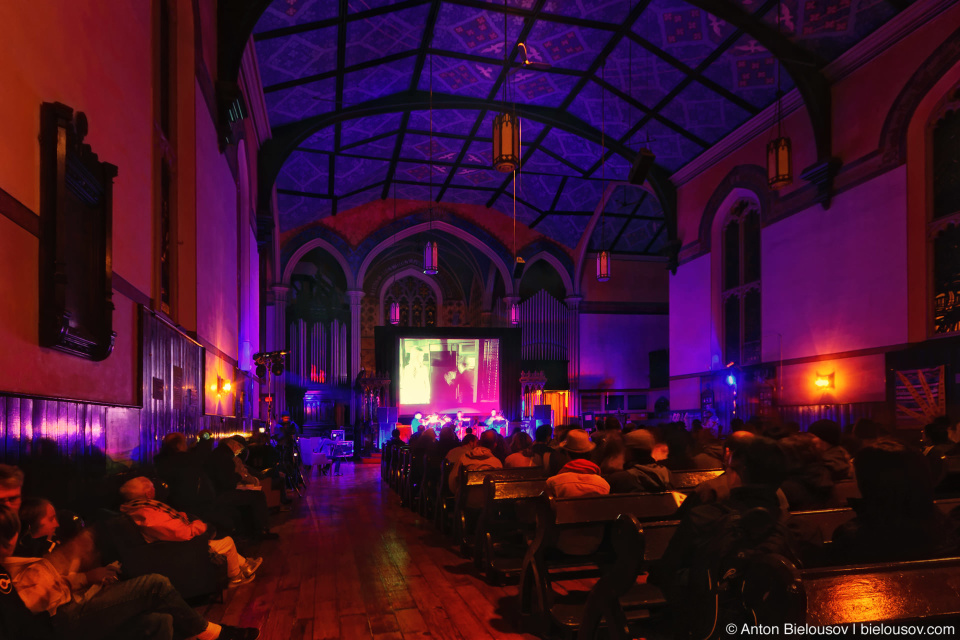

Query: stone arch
left=521, top=251, right=573, bottom=298
left=356, top=220, right=514, bottom=296
left=699, top=165, right=772, bottom=256
left=880, top=24, right=960, bottom=167
left=281, top=237, right=356, bottom=290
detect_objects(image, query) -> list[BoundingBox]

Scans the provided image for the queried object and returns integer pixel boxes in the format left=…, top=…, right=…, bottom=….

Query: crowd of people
left=395, top=413, right=960, bottom=625
left=0, top=426, right=305, bottom=640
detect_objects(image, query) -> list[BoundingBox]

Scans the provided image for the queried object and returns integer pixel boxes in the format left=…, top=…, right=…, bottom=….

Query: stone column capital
left=564, top=295, right=582, bottom=310
left=345, top=289, right=366, bottom=304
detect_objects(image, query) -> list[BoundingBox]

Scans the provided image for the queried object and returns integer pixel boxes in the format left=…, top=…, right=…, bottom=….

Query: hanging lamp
left=510, top=302, right=520, bottom=325
left=493, top=2, right=521, bottom=173
left=596, top=59, right=611, bottom=283
left=767, top=0, right=792, bottom=190
left=424, top=52, right=440, bottom=276
left=389, top=181, right=400, bottom=325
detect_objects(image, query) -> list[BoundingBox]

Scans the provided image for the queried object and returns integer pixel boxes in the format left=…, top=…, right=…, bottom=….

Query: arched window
left=722, top=199, right=761, bottom=366
left=932, top=104, right=960, bottom=335
left=384, top=276, right=438, bottom=328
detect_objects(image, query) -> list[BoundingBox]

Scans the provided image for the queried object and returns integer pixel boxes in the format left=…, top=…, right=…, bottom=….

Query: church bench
left=517, top=492, right=683, bottom=636
left=473, top=477, right=548, bottom=584
left=452, top=467, right=545, bottom=556
left=434, top=457, right=455, bottom=534
left=670, top=468, right=724, bottom=491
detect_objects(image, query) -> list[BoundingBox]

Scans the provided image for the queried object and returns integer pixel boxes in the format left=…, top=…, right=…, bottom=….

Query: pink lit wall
left=761, top=168, right=908, bottom=362
left=579, top=314, right=668, bottom=390
left=195, top=86, right=240, bottom=416
left=669, top=254, right=716, bottom=376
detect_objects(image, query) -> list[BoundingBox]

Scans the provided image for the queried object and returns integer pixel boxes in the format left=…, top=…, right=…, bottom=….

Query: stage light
left=726, top=374, right=736, bottom=387
left=255, top=363, right=266, bottom=378
left=814, top=373, right=834, bottom=389
left=271, top=361, right=284, bottom=376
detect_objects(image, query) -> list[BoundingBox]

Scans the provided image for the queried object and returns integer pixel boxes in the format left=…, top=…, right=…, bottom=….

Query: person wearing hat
left=545, top=459, right=610, bottom=498
left=547, top=429, right=596, bottom=476
left=607, top=429, right=672, bottom=494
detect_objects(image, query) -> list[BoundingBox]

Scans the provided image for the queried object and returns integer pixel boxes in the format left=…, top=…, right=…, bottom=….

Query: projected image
left=399, top=338, right=500, bottom=415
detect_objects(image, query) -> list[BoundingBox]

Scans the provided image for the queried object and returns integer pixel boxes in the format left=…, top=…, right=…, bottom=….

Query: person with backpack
left=648, top=438, right=814, bottom=639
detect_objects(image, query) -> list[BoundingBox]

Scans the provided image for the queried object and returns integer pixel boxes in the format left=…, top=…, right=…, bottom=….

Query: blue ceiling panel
left=555, top=177, right=605, bottom=213
left=254, top=0, right=338, bottom=34
left=523, top=20, right=614, bottom=72
left=278, top=151, right=329, bottom=193
left=420, top=56, right=501, bottom=98
left=348, top=0, right=410, bottom=14
left=517, top=173, right=564, bottom=211
left=541, top=0, right=628, bottom=21
left=522, top=148, right=582, bottom=177
left=541, top=129, right=605, bottom=174
left=504, top=69, right=578, bottom=108
left=432, top=5, right=525, bottom=60
left=464, top=140, right=493, bottom=167
left=254, top=0, right=904, bottom=252
left=341, top=134, right=399, bottom=159
left=334, top=156, right=390, bottom=195
left=442, top=187, right=494, bottom=207
left=342, top=56, right=416, bottom=107
left=256, top=28, right=339, bottom=88
left=588, top=215, right=620, bottom=251
left=492, top=193, right=540, bottom=226
left=604, top=185, right=643, bottom=215
left=661, top=81, right=753, bottom=145
left=401, top=133, right=464, bottom=163
left=278, top=193, right=332, bottom=232
left=408, top=109, right=480, bottom=135
left=450, top=166, right=504, bottom=188
left=338, top=185, right=386, bottom=214
left=345, top=4, right=430, bottom=66
left=534, top=214, right=590, bottom=248
left=301, top=126, right=337, bottom=152
left=639, top=0, right=728, bottom=69
left=566, top=79, right=635, bottom=142
left=394, top=183, right=435, bottom=201
left=264, top=78, right=337, bottom=127
left=339, top=113, right=404, bottom=147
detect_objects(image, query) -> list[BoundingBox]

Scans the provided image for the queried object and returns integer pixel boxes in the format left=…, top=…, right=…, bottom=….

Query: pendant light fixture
left=493, top=2, right=520, bottom=173
left=389, top=180, right=400, bottom=325
left=767, top=0, right=792, bottom=190
left=596, top=60, right=611, bottom=282
left=423, top=52, right=440, bottom=276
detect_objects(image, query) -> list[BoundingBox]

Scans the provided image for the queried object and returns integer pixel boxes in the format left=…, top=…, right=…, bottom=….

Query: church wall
left=579, top=314, right=668, bottom=393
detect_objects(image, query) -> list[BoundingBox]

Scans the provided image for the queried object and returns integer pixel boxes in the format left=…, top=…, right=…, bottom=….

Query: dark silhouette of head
left=732, top=437, right=787, bottom=487
left=479, top=429, right=498, bottom=450
left=809, top=419, right=842, bottom=448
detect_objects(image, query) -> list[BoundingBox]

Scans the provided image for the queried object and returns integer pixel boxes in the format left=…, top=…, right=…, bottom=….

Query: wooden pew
left=518, top=492, right=683, bottom=636
left=452, top=467, right=545, bottom=556
left=380, top=441, right=394, bottom=483
left=434, top=457, right=455, bottom=534
left=473, top=477, right=548, bottom=584
left=670, top=468, right=724, bottom=491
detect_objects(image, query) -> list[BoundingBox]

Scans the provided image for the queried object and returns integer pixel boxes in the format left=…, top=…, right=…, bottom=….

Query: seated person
left=119, top=478, right=261, bottom=586
left=205, top=441, right=277, bottom=541
left=0, top=507, right=56, bottom=640
left=547, top=429, right=596, bottom=476
left=448, top=430, right=502, bottom=494
left=531, top=425, right=553, bottom=468
left=504, top=432, right=539, bottom=468
left=1, top=507, right=260, bottom=640
left=831, top=439, right=957, bottom=564
left=606, top=429, right=672, bottom=493
left=386, top=429, right=404, bottom=445
left=444, top=434, right=477, bottom=466
left=0, top=464, right=23, bottom=513
left=807, top=419, right=854, bottom=481
left=545, top=459, right=609, bottom=498
left=778, top=433, right=839, bottom=510
left=17, top=498, right=60, bottom=558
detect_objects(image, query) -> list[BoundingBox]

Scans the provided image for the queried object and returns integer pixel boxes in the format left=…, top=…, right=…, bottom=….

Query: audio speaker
left=513, top=256, right=525, bottom=279
left=533, top=404, right=552, bottom=426
left=628, top=148, right=656, bottom=186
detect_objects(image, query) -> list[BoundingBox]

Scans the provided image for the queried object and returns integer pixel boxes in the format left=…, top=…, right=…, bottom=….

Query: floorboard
left=200, top=461, right=539, bottom=640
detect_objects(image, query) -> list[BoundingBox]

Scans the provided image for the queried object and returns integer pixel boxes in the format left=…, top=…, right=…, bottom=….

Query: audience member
left=595, top=431, right=626, bottom=473
left=547, top=429, right=595, bottom=476
left=448, top=430, right=502, bottom=493
left=690, top=426, right=724, bottom=469
left=0, top=508, right=56, bottom=640
left=545, top=459, right=610, bottom=498
left=0, top=464, right=23, bottom=513
left=831, top=439, right=957, bottom=564
left=807, top=419, right=853, bottom=481
left=119, top=478, right=261, bottom=587
left=606, top=429, right=672, bottom=493
left=444, top=434, right=477, bottom=466
left=531, top=425, right=553, bottom=470
left=433, top=425, right=461, bottom=460
left=504, top=432, right=539, bottom=468
left=205, top=441, right=277, bottom=541
left=660, top=427, right=696, bottom=471
left=2, top=507, right=260, bottom=640
left=16, top=498, right=59, bottom=558
left=778, top=433, right=838, bottom=510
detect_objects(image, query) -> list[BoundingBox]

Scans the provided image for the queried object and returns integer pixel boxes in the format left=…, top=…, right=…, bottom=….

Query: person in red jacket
left=119, top=478, right=261, bottom=586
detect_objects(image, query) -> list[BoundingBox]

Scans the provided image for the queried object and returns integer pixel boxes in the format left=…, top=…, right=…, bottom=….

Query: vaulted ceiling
left=252, top=0, right=904, bottom=254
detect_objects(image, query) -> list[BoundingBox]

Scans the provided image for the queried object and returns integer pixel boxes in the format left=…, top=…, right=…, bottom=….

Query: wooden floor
left=199, top=461, right=539, bottom=640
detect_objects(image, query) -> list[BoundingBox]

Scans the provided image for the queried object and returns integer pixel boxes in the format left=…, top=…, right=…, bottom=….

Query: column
left=565, top=295, right=582, bottom=421
left=270, top=284, right=290, bottom=420
left=346, top=290, right=365, bottom=426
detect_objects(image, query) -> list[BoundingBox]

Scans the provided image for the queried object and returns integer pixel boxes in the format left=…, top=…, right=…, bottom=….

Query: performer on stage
left=484, top=410, right=507, bottom=434
left=411, top=412, right=423, bottom=431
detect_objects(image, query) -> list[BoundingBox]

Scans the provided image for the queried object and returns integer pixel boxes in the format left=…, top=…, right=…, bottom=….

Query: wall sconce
left=814, top=373, right=834, bottom=390
left=210, top=376, right=232, bottom=396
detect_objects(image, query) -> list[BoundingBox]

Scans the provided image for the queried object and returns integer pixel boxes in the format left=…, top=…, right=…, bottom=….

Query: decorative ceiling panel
left=255, top=0, right=905, bottom=252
